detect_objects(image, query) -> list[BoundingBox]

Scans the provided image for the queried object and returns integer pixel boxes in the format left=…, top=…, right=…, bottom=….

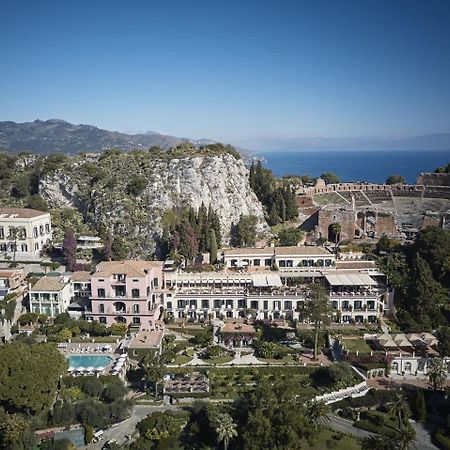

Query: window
left=99, top=317, right=107, bottom=324
left=213, top=299, right=222, bottom=309
left=0, top=244, right=6, bottom=251
left=132, top=288, right=140, bottom=298
left=238, top=299, right=246, bottom=308
left=153, top=277, right=159, bottom=288
left=226, top=299, right=233, bottom=308
left=39, top=225, right=44, bottom=235
left=19, top=228, right=26, bottom=239
left=132, top=279, right=139, bottom=282
left=177, top=300, right=185, bottom=308
left=45, top=223, right=50, bottom=233
left=133, top=317, right=141, bottom=324
left=250, top=300, right=258, bottom=309
left=97, top=288, right=105, bottom=298
left=202, top=299, right=209, bottom=309
left=133, top=304, right=140, bottom=313
left=279, top=260, right=286, bottom=267
left=33, top=227, right=38, bottom=238
left=284, top=301, right=292, bottom=310
left=99, top=303, right=105, bottom=313
left=263, top=300, right=268, bottom=310
left=286, top=260, right=293, bottom=267
left=274, top=301, right=281, bottom=310
left=265, top=258, right=272, bottom=267
left=167, top=301, right=173, bottom=309
left=253, top=259, right=260, bottom=266
left=0, top=227, right=4, bottom=238
left=21, top=244, right=28, bottom=252
left=34, top=243, right=39, bottom=250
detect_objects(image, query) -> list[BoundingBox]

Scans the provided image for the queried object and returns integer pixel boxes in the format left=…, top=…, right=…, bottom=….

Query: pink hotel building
left=88, top=260, right=164, bottom=327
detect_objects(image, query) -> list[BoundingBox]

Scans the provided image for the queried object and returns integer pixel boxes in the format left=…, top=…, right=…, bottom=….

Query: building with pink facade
left=88, top=260, right=164, bottom=327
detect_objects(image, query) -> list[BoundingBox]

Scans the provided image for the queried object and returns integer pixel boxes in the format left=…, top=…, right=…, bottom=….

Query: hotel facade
left=0, top=208, right=52, bottom=258
left=87, top=260, right=164, bottom=327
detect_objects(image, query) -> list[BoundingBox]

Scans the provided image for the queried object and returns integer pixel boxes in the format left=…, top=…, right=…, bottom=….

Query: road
left=328, top=415, right=439, bottom=449
left=87, top=404, right=184, bottom=449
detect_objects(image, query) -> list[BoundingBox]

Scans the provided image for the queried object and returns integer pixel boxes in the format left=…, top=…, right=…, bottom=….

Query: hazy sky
left=1, top=0, right=449, bottom=147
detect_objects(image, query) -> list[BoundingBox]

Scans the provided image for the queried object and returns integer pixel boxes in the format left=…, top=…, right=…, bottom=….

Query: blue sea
left=261, top=149, right=450, bottom=184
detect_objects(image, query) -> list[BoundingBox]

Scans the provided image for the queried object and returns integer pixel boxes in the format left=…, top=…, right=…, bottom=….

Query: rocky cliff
left=39, top=150, right=269, bottom=257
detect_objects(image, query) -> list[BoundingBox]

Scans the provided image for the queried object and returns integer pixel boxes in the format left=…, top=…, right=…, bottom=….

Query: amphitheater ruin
left=296, top=172, right=450, bottom=242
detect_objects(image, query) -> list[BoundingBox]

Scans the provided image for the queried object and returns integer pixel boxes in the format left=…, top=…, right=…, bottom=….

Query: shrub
left=435, top=430, right=450, bottom=450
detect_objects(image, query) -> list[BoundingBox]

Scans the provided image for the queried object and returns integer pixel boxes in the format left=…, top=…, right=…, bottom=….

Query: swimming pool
left=66, top=355, right=112, bottom=370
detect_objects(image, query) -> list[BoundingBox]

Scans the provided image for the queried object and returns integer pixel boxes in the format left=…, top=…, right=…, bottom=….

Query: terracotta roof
left=222, top=246, right=333, bottom=257
left=0, top=208, right=49, bottom=219
left=128, top=329, right=164, bottom=349
left=93, top=260, right=163, bottom=278
left=221, top=323, right=256, bottom=334
left=71, top=271, right=91, bottom=282
left=31, top=276, right=67, bottom=292
left=0, top=268, right=23, bottom=278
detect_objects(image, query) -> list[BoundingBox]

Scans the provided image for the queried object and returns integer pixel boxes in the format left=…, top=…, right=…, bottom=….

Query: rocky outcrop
left=40, top=151, right=269, bottom=257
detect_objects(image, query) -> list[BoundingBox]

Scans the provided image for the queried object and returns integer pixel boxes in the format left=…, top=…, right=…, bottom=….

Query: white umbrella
left=77, top=366, right=86, bottom=372
left=86, top=366, right=95, bottom=372
left=67, top=367, right=76, bottom=372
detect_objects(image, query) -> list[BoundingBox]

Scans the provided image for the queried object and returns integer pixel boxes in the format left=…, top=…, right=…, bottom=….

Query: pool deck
left=57, top=342, right=128, bottom=378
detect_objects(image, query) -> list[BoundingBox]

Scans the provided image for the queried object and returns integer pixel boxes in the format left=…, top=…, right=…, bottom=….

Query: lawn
left=301, top=429, right=361, bottom=450
left=172, top=354, right=193, bottom=365
left=340, top=338, right=373, bottom=353
left=203, top=356, right=234, bottom=365
left=167, top=326, right=207, bottom=337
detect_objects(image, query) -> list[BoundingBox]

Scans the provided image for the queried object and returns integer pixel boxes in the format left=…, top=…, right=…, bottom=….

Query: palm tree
left=397, top=424, right=416, bottom=450
left=427, top=358, right=447, bottom=391
left=330, top=222, right=341, bottom=245
left=387, top=393, right=411, bottom=431
left=215, top=413, right=238, bottom=450
left=306, top=400, right=331, bottom=429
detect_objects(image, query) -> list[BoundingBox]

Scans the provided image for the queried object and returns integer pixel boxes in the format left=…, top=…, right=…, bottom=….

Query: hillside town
left=1, top=166, right=449, bottom=450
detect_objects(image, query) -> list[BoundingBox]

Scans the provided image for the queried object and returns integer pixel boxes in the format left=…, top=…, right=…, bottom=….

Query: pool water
left=67, top=355, right=112, bottom=369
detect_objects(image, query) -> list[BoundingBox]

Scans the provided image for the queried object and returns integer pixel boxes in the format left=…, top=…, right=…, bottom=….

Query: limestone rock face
left=40, top=153, right=269, bottom=257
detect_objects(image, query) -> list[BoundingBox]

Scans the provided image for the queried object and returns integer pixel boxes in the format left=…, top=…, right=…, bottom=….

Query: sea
left=261, top=149, right=450, bottom=184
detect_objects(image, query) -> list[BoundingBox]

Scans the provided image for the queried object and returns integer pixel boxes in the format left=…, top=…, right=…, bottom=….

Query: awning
left=252, top=273, right=282, bottom=287
left=324, top=273, right=377, bottom=286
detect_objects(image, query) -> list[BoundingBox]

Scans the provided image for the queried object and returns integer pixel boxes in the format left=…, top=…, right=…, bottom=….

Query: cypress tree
left=209, top=229, right=218, bottom=264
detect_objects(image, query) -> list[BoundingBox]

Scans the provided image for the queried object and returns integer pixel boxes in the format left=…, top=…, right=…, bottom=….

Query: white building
left=29, top=276, right=73, bottom=317
left=163, top=263, right=388, bottom=324
left=221, top=245, right=335, bottom=268
left=0, top=208, right=52, bottom=259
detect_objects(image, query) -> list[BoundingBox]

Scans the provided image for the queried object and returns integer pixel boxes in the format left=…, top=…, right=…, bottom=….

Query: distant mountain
left=252, top=133, right=450, bottom=152
left=0, top=119, right=225, bottom=155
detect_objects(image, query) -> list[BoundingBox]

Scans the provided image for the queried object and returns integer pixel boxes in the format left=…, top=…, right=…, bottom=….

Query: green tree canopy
left=0, top=342, right=67, bottom=414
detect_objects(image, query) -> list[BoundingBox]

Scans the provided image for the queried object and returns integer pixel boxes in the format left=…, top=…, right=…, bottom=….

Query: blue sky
left=0, top=0, right=449, bottom=149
